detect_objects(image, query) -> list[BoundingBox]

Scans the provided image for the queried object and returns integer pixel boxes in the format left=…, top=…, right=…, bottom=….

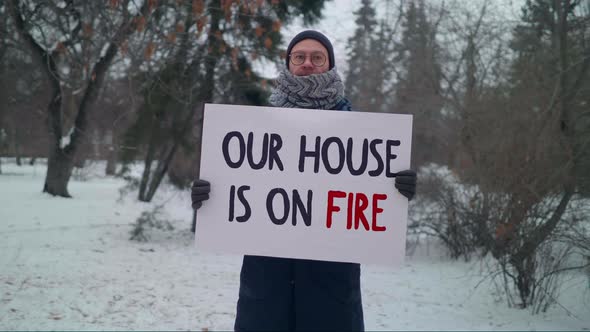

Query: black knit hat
left=286, top=30, right=335, bottom=70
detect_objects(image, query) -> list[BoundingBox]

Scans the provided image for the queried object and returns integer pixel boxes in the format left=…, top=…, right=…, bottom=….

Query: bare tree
left=7, top=0, right=152, bottom=197
left=118, top=0, right=328, bottom=205
left=421, top=0, right=590, bottom=310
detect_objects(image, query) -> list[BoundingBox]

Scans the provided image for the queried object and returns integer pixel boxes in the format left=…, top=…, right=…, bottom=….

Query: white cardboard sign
left=196, top=103, right=412, bottom=265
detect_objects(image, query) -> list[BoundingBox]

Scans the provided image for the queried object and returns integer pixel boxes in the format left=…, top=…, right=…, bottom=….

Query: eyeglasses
left=288, top=51, right=327, bottom=67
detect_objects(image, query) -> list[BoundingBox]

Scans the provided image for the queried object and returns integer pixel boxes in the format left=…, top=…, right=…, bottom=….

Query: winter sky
left=258, top=0, right=526, bottom=79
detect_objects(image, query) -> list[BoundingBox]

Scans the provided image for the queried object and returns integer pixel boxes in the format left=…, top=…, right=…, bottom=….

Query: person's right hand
left=191, top=179, right=210, bottom=210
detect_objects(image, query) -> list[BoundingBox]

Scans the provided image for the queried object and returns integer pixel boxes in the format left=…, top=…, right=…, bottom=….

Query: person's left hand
left=394, top=170, right=416, bottom=201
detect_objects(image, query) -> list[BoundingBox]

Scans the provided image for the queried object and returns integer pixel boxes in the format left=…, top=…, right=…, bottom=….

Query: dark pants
left=234, top=255, right=364, bottom=331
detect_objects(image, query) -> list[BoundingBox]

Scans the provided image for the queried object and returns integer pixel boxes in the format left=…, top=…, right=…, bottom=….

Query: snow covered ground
left=1, top=160, right=589, bottom=330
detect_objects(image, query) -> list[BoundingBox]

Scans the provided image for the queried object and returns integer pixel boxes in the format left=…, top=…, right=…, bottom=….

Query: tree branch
left=7, top=0, right=63, bottom=149
left=66, top=0, right=152, bottom=154
left=513, top=189, right=575, bottom=263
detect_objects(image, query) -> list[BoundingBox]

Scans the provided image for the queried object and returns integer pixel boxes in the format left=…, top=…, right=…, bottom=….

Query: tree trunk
left=105, top=145, right=117, bottom=175
left=138, top=151, right=154, bottom=202
left=145, top=103, right=198, bottom=202
left=513, top=256, right=536, bottom=308
left=43, top=147, right=75, bottom=197
left=14, top=127, right=22, bottom=166
left=138, top=116, right=159, bottom=202
left=42, top=86, right=68, bottom=195
left=11, top=125, right=22, bottom=166
left=138, top=1, right=208, bottom=204
left=191, top=209, right=197, bottom=233
left=189, top=3, right=221, bottom=231
left=144, top=144, right=177, bottom=202
left=144, top=151, right=171, bottom=202
left=191, top=109, right=204, bottom=233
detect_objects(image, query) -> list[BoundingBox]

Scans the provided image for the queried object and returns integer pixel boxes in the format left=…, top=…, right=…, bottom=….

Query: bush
left=129, top=205, right=174, bottom=242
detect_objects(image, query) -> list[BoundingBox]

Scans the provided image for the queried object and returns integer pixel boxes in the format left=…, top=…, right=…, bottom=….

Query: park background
left=1, top=0, right=589, bottom=330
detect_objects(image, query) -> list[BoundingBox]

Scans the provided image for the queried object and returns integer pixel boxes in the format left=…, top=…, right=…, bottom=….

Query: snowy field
left=1, top=160, right=589, bottom=330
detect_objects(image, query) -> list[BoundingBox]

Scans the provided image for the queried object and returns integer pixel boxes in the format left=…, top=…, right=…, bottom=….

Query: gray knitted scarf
left=269, top=67, right=344, bottom=110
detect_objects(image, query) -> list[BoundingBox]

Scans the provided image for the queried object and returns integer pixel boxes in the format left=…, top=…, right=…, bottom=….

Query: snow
left=127, top=0, right=145, bottom=16
left=1, top=160, right=589, bottom=330
left=100, top=43, right=111, bottom=59
left=59, top=127, right=74, bottom=149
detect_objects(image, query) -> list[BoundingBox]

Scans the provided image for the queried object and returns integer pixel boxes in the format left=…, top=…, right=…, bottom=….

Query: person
left=191, top=30, right=417, bottom=331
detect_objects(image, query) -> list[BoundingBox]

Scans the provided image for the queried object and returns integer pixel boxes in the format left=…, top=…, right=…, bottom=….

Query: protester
left=191, top=30, right=417, bottom=331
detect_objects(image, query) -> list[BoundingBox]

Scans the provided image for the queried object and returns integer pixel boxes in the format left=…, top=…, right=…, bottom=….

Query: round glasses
left=289, top=51, right=327, bottom=67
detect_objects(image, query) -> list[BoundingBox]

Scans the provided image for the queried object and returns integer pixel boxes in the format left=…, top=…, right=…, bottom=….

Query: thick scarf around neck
left=269, top=67, right=344, bottom=110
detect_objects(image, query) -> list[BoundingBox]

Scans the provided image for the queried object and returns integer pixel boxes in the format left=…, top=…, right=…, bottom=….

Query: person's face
left=288, top=39, right=330, bottom=76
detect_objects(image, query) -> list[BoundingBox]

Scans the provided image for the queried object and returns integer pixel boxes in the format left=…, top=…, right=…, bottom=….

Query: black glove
left=394, top=170, right=416, bottom=201
left=191, top=179, right=210, bottom=210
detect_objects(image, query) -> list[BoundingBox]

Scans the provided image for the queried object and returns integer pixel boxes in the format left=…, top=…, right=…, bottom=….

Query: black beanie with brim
left=286, top=30, right=335, bottom=70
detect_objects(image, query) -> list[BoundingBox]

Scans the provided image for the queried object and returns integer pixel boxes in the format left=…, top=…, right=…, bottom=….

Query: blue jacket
left=234, top=98, right=364, bottom=331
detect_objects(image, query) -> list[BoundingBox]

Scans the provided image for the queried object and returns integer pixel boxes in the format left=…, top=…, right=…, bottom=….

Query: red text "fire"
left=326, top=191, right=388, bottom=232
